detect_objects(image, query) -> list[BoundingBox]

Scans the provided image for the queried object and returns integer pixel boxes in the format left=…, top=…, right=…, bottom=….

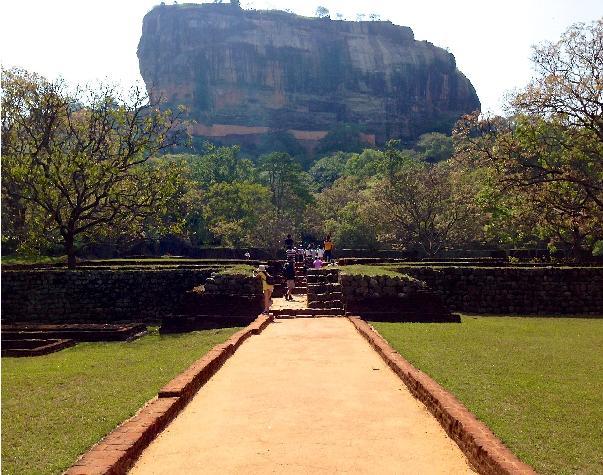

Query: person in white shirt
left=286, top=247, right=296, bottom=262
left=317, top=248, right=324, bottom=259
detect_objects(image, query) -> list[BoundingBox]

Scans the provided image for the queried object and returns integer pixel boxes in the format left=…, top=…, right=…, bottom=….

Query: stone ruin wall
left=397, top=266, right=603, bottom=315
left=0, top=269, right=256, bottom=323
left=339, top=274, right=426, bottom=300
left=338, top=272, right=457, bottom=322
left=2, top=266, right=602, bottom=324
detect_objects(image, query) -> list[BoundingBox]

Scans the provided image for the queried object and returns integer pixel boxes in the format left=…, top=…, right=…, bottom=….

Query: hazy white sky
left=1, top=0, right=601, bottom=114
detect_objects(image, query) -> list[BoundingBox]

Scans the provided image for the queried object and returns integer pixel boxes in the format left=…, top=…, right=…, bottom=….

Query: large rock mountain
left=137, top=3, right=480, bottom=146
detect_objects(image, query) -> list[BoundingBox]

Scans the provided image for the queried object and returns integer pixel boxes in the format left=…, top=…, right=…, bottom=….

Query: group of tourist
left=284, top=234, right=334, bottom=268
left=254, top=234, right=336, bottom=313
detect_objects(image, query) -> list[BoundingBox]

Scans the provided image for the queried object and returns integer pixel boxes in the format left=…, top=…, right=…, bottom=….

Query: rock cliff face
left=137, top=3, right=480, bottom=144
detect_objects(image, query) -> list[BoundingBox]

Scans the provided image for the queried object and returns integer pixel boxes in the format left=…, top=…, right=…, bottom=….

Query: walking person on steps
left=283, top=260, right=296, bottom=301
left=284, top=234, right=294, bottom=250
left=254, top=264, right=274, bottom=314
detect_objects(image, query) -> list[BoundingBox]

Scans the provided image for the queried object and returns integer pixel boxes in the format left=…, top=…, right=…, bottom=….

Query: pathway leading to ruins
left=130, top=316, right=475, bottom=474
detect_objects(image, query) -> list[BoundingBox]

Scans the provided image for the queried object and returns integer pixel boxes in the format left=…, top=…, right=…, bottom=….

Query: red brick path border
left=65, top=314, right=273, bottom=475
left=348, top=316, right=537, bottom=475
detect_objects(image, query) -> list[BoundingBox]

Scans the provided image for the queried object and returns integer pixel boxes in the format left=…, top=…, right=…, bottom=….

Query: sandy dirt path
left=270, top=296, right=307, bottom=311
left=130, top=318, right=475, bottom=474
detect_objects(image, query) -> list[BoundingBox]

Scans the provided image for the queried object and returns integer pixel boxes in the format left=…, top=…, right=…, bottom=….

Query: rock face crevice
left=137, top=3, right=480, bottom=144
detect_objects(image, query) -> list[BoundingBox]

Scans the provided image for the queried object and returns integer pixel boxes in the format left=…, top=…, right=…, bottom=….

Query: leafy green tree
left=256, top=131, right=307, bottom=166
left=202, top=182, right=273, bottom=246
left=513, top=19, right=603, bottom=145
left=140, top=155, right=212, bottom=248
left=184, top=143, right=254, bottom=186
left=454, top=113, right=602, bottom=257
left=415, top=132, right=454, bottom=163
left=373, top=152, right=483, bottom=255
left=158, top=145, right=256, bottom=246
left=308, top=152, right=351, bottom=190
left=343, top=149, right=384, bottom=180
left=342, top=142, right=420, bottom=180
left=308, top=176, right=380, bottom=249
left=465, top=165, right=540, bottom=250
left=323, top=201, right=380, bottom=249
left=258, top=152, right=313, bottom=217
left=1, top=68, right=186, bottom=267
left=316, top=124, right=364, bottom=155
left=452, top=20, right=603, bottom=258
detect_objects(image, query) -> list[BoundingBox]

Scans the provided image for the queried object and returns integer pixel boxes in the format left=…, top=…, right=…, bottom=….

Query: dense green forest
left=2, top=21, right=602, bottom=265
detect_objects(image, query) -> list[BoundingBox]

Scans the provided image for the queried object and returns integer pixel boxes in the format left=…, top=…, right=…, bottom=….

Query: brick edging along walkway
left=65, top=314, right=273, bottom=475
left=347, top=316, right=536, bottom=475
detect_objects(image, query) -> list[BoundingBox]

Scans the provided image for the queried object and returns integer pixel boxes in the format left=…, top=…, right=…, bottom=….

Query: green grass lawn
left=372, top=317, right=603, bottom=475
left=1, top=327, right=240, bottom=475
left=337, top=263, right=404, bottom=277
left=217, top=264, right=255, bottom=276
left=1, top=255, right=67, bottom=266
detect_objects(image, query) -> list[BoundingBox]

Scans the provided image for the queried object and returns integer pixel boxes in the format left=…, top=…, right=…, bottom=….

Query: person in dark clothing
left=284, top=234, right=294, bottom=249
left=283, top=260, right=296, bottom=300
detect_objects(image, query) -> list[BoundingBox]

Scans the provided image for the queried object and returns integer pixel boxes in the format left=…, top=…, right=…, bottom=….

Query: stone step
left=307, top=268, right=339, bottom=275
left=309, top=292, right=343, bottom=302
left=306, top=277, right=339, bottom=284
left=307, top=282, right=341, bottom=289
left=270, top=308, right=345, bottom=317
left=307, top=299, right=344, bottom=309
left=307, top=288, right=342, bottom=300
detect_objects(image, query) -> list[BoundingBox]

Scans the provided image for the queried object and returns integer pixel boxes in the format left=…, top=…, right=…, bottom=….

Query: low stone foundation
left=398, top=266, right=603, bottom=314
left=1, top=269, right=254, bottom=323
left=340, top=273, right=459, bottom=322
left=339, top=273, right=426, bottom=298
left=1, top=323, right=147, bottom=342
left=161, top=274, right=264, bottom=332
left=1, top=338, right=76, bottom=357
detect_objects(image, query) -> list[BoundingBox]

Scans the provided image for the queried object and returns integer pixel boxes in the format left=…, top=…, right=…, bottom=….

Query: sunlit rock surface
left=137, top=3, right=480, bottom=144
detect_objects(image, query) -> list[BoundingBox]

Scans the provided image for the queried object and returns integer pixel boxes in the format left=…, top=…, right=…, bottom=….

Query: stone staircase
left=293, top=261, right=307, bottom=294
left=306, top=268, right=344, bottom=314
left=269, top=308, right=344, bottom=318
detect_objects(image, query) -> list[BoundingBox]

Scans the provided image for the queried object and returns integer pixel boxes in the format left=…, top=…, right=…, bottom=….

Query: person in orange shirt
left=323, top=235, right=334, bottom=263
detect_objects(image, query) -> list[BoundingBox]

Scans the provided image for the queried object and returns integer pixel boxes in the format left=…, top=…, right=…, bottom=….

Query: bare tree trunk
left=65, top=234, right=76, bottom=269
left=571, top=227, right=586, bottom=263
